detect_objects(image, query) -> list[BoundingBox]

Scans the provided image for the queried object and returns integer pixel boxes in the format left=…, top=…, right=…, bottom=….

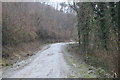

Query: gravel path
left=2, top=43, right=69, bottom=78
left=2, top=42, right=100, bottom=78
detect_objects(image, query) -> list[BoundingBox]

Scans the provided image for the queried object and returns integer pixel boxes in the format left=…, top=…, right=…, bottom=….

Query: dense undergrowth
left=2, top=41, right=46, bottom=67
left=67, top=43, right=117, bottom=78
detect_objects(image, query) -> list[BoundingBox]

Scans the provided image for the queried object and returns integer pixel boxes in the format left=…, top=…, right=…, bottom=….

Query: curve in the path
left=6, top=43, right=69, bottom=78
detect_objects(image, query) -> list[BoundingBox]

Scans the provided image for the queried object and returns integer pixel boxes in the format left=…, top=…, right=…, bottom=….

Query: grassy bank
left=2, top=40, right=49, bottom=67
left=65, top=43, right=117, bottom=78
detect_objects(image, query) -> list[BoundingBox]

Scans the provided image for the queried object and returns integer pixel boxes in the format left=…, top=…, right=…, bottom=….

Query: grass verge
left=64, top=43, right=114, bottom=78
left=2, top=40, right=48, bottom=67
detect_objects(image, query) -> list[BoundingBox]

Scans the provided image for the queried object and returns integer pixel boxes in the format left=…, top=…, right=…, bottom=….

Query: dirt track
left=2, top=42, right=99, bottom=78
left=3, top=43, right=70, bottom=78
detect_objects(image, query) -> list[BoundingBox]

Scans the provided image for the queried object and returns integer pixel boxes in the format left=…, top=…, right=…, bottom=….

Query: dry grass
left=2, top=40, right=47, bottom=66
left=90, top=45, right=118, bottom=75
left=67, top=43, right=118, bottom=76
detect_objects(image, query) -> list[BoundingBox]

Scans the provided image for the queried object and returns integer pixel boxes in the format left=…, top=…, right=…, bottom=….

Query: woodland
left=2, top=2, right=120, bottom=78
